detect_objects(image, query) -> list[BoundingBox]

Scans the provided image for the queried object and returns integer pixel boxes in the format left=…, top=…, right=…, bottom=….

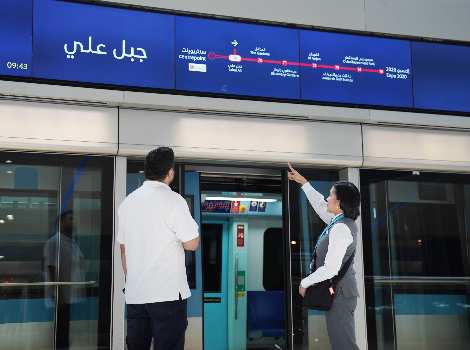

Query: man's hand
left=299, top=284, right=307, bottom=298
left=120, top=244, right=127, bottom=279
left=183, top=236, right=200, bottom=251
left=288, top=162, right=308, bottom=186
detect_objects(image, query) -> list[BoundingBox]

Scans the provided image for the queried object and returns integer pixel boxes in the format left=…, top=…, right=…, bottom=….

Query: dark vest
left=314, top=217, right=359, bottom=298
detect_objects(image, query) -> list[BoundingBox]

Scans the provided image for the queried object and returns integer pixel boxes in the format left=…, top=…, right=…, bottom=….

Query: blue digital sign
left=175, top=16, right=300, bottom=99
left=412, top=42, right=470, bottom=113
left=300, top=30, right=413, bottom=107
left=33, top=0, right=175, bottom=89
left=0, top=0, right=33, bottom=77
left=0, top=0, right=469, bottom=115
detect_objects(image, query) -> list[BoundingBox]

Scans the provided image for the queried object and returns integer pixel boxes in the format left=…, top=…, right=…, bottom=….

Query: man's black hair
left=144, top=147, right=175, bottom=181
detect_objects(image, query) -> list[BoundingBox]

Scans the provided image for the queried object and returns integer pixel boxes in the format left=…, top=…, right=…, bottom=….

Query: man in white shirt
left=43, top=210, right=87, bottom=350
left=117, top=147, right=200, bottom=350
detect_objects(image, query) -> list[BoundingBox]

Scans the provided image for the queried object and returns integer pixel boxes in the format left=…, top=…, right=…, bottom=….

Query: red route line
left=207, top=51, right=384, bottom=74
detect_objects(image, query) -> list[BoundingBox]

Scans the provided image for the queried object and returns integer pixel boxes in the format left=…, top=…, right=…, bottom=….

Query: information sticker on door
left=237, top=224, right=244, bottom=247
left=236, top=271, right=246, bottom=292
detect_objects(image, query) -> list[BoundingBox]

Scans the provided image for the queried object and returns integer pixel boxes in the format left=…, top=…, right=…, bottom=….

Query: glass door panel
left=0, top=153, right=113, bottom=350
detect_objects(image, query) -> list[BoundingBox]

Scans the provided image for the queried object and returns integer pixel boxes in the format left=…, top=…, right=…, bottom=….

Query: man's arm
left=168, top=196, right=200, bottom=251
left=183, top=236, right=200, bottom=251
left=120, top=244, right=127, bottom=279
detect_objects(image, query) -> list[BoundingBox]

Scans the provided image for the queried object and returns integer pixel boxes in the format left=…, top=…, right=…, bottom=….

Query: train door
left=201, top=220, right=229, bottom=349
left=126, top=162, right=340, bottom=350
left=198, top=169, right=287, bottom=350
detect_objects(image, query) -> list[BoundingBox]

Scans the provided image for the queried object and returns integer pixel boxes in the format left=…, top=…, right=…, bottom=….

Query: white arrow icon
left=231, top=40, right=238, bottom=47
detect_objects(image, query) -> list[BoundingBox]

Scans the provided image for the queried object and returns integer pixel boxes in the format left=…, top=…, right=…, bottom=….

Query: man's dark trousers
left=126, top=298, right=187, bottom=350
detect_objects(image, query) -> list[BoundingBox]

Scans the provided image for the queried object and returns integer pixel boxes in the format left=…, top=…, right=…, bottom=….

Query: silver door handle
left=234, top=257, right=238, bottom=320
left=0, top=281, right=97, bottom=287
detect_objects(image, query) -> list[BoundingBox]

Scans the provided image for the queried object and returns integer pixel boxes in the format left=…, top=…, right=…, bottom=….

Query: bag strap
left=332, top=252, right=355, bottom=285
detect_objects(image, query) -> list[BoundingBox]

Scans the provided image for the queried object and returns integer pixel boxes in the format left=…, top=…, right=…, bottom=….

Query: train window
left=263, top=228, right=284, bottom=290
left=202, top=223, right=223, bottom=292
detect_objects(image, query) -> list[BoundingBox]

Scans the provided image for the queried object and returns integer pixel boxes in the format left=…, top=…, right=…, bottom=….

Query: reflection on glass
left=43, top=211, right=87, bottom=300
left=58, top=167, right=105, bottom=350
left=0, top=155, right=112, bottom=350
left=362, top=172, right=470, bottom=350
left=43, top=210, right=89, bottom=349
left=0, top=164, right=59, bottom=350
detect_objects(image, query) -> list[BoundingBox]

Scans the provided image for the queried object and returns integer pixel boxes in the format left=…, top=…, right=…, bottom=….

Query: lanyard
left=314, top=214, right=344, bottom=251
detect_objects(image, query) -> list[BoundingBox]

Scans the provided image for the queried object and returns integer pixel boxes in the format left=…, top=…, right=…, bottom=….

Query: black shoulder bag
left=303, top=252, right=355, bottom=311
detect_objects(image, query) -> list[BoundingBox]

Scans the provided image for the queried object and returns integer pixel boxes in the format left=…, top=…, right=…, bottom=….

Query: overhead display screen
left=299, top=30, right=413, bottom=107
left=412, top=42, right=470, bottom=113
left=1, top=0, right=469, bottom=115
left=175, top=16, right=300, bottom=99
left=0, top=0, right=33, bottom=77
left=33, top=0, right=175, bottom=89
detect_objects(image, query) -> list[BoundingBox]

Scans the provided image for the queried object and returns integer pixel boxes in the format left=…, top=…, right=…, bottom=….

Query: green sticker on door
left=236, top=271, right=246, bottom=293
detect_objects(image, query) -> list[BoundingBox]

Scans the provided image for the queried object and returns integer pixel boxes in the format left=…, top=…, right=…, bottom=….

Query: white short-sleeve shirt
left=117, top=180, right=199, bottom=304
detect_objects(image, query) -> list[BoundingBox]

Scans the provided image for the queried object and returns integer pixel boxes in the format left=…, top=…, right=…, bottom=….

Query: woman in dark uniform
left=288, top=163, right=361, bottom=350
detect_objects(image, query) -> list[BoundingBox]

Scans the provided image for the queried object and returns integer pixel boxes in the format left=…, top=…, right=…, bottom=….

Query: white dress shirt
left=43, top=233, right=87, bottom=304
left=117, top=180, right=199, bottom=304
left=300, top=182, right=353, bottom=289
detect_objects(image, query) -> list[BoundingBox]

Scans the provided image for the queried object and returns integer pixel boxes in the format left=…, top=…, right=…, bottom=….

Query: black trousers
left=56, top=302, right=71, bottom=350
left=126, top=299, right=188, bottom=350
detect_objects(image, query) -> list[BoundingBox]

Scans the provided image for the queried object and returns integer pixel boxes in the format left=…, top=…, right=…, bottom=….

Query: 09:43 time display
left=6, top=61, right=29, bottom=70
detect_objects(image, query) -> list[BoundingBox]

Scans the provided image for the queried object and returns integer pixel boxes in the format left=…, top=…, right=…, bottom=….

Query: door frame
left=112, top=160, right=367, bottom=350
